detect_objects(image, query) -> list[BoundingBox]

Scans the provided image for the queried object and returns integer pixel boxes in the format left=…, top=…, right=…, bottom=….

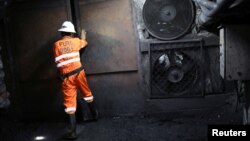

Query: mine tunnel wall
left=1, top=0, right=145, bottom=121
left=0, top=0, right=234, bottom=122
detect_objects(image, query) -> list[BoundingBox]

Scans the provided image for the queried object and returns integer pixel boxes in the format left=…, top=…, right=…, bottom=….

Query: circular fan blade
left=143, top=0, right=195, bottom=40
left=152, top=51, right=199, bottom=96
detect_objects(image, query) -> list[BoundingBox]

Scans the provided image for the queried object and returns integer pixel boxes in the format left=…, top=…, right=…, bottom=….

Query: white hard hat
left=58, top=21, right=76, bottom=33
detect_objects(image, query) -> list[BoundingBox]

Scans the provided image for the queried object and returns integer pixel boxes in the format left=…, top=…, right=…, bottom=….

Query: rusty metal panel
left=79, top=0, right=138, bottom=74
left=220, top=25, right=250, bottom=80
left=86, top=72, right=144, bottom=116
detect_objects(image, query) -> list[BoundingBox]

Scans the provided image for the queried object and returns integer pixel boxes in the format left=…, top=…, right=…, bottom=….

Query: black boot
left=87, top=101, right=99, bottom=121
left=63, top=114, right=77, bottom=140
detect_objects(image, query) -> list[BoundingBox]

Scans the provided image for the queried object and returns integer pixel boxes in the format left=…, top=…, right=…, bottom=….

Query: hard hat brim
left=58, top=28, right=76, bottom=33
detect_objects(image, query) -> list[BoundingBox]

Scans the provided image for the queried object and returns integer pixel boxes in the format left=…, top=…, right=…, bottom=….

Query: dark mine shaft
left=0, top=0, right=250, bottom=140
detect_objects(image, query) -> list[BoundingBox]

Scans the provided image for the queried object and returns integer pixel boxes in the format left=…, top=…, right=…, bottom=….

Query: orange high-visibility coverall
left=53, top=36, right=93, bottom=113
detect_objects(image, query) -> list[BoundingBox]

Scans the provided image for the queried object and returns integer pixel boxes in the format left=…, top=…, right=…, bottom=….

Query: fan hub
left=167, top=66, right=184, bottom=83
left=160, top=5, right=176, bottom=22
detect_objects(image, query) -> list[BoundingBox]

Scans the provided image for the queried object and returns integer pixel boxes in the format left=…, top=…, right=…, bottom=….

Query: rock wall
left=0, top=45, right=10, bottom=108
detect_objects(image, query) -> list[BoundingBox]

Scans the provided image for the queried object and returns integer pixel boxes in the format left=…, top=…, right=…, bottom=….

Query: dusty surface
left=0, top=94, right=243, bottom=141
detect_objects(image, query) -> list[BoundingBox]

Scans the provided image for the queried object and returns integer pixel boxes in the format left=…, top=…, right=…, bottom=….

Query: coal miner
left=53, top=21, right=98, bottom=140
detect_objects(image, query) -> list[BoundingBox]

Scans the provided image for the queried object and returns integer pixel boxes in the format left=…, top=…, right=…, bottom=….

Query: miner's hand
left=81, top=29, right=87, bottom=40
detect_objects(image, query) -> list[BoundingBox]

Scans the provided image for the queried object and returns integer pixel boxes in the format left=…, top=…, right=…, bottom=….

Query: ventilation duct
left=142, top=0, right=195, bottom=40
left=149, top=40, right=204, bottom=98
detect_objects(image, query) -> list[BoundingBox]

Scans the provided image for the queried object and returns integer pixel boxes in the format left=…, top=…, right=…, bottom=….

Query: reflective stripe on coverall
left=53, top=36, right=93, bottom=113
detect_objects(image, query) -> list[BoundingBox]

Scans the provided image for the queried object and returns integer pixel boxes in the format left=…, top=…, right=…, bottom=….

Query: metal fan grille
left=149, top=40, right=204, bottom=98
left=143, top=0, right=194, bottom=40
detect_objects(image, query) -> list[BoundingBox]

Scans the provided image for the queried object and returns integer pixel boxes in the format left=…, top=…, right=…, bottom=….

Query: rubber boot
left=63, top=114, right=77, bottom=140
left=87, top=101, right=99, bottom=121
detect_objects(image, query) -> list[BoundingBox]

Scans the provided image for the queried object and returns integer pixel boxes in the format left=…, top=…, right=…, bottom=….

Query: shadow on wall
left=13, top=37, right=65, bottom=122
left=2, top=0, right=71, bottom=121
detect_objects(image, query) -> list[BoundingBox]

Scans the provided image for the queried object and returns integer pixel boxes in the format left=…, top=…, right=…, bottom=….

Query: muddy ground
left=0, top=93, right=243, bottom=141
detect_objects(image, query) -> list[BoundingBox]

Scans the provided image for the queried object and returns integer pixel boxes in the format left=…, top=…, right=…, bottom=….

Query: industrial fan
left=151, top=49, right=202, bottom=97
left=143, top=0, right=195, bottom=40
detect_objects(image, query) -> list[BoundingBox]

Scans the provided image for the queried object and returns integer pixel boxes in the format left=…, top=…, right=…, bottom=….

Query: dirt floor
left=0, top=94, right=243, bottom=141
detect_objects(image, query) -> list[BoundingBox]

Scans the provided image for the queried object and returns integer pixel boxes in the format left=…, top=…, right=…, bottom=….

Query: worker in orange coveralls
left=53, top=21, right=98, bottom=140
